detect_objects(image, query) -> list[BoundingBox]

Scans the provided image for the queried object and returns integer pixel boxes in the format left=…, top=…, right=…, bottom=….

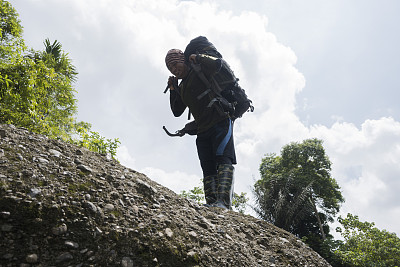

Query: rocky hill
left=0, top=124, right=331, bottom=266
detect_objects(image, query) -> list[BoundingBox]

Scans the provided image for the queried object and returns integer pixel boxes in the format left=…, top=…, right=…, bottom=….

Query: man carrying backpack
left=165, top=47, right=236, bottom=210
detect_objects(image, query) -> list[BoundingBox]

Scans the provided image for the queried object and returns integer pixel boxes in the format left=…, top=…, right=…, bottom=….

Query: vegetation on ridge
left=0, top=0, right=119, bottom=157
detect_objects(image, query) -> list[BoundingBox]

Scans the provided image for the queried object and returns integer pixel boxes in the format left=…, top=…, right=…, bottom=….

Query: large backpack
left=184, top=36, right=254, bottom=120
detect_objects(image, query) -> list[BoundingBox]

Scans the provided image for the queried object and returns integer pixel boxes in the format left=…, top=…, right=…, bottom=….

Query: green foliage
left=75, top=126, right=120, bottom=158
left=0, top=1, right=120, bottom=158
left=1, top=10, right=78, bottom=140
left=254, top=139, right=344, bottom=239
left=280, top=138, right=344, bottom=216
left=180, top=181, right=249, bottom=214
left=255, top=165, right=316, bottom=231
left=232, top=191, right=249, bottom=214
left=335, top=213, right=400, bottom=267
left=0, top=0, right=24, bottom=56
left=253, top=139, right=347, bottom=265
left=44, top=38, right=62, bottom=61
left=180, top=185, right=205, bottom=203
left=301, top=235, right=348, bottom=267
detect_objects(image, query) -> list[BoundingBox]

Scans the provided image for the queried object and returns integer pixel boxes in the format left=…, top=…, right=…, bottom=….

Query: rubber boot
left=203, top=174, right=218, bottom=206
left=215, top=164, right=234, bottom=209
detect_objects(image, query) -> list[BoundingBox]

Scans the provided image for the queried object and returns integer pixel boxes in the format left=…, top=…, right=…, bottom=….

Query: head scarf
left=165, top=49, right=185, bottom=71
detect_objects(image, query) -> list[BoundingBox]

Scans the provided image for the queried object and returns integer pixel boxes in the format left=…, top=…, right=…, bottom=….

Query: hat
left=165, top=49, right=184, bottom=70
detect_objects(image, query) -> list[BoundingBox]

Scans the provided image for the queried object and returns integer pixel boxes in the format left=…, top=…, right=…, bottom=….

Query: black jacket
left=170, top=55, right=228, bottom=133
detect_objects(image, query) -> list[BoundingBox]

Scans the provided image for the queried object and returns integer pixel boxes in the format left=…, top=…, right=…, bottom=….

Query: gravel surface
left=0, top=124, right=331, bottom=266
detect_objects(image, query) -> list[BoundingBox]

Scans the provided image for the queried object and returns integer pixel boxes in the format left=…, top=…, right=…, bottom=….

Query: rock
left=1, top=224, right=13, bottom=232
left=84, top=201, right=98, bottom=214
left=110, top=191, right=120, bottom=199
left=48, top=148, right=61, bottom=157
left=104, top=203, right=115, bottom=212
left=25, top=254, right=38, bottom=263
left=0, top=124, right=332, bottom=267
left=198, top=216, right=215, bottom=230
left=37, top=157, right=49, bottom=164
left=188, top=231, right=198, bottom=238
left=52, top=224, right=68, bottom=235
left=22, top=170, right=33, bottom=178
left=56, top=252, right=73, bottom=263
left=280, top=237, right=290, bottom=243
left=3, top=253, right=13, bottom=260
left=165, top=228, right=174, bottom=238
left=77, top=164, right=92, bottom=173
left=121, top=257, right=134, bottom=267
left=0, top=211, right=10, bottom=219
left=131, top=205, right=139, bottom=215
left=187, top=251, right=197, bottom=257
left=65, top=241, right=79, bottom=249
left=28, top=188, right=41, bottom=198
left=136, top=178, right=157, bottom=196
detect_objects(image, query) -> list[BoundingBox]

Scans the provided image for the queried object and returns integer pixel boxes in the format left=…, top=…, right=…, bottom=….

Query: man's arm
left=169, top=86, right=186, bottom=117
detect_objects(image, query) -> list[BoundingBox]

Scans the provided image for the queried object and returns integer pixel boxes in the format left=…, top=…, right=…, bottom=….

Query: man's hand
left=168, top=76, right=177, bottom=91
left=164, top=76, right=177, bottom=93
left=189, top=54, right=197, bottom=64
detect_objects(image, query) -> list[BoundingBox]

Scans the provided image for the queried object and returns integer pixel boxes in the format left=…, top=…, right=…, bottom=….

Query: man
left=165, top=47, right=236, bottom=210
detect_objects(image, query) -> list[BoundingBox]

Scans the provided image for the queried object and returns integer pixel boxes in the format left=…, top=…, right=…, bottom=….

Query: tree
left=44, top=38, right=62, bottom=60
left=0, top=1, right=119, bottom=158
left=254, top=139, right=344, bottom=240
left=1, top=1, right=78, bottom=140
left=335, top=213, right=400, bottom=267
left=1, top=0, right=34, bottom=130
left=0, top=0, right=24, bottom=57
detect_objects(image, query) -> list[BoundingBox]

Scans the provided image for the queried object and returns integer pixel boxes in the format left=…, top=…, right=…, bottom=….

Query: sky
left=9, top=0, right=400, bottom=238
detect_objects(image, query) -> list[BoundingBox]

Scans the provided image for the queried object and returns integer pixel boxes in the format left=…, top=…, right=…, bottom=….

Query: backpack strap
left=191, top=63, right=213, bottom=90
left=190, top=62, right=235, bottom=117
left=191, top=62, right=222, bottom=98
left=196, top=89, right=212, bottom=100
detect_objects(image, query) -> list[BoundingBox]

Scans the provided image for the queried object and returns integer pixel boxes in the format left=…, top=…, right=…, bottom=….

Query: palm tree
left=254, top=139, right=344, bottom=240
left=42, top=38, right=77, bottom=81
left=254, top=170, right=315, bottom=234
left=44, top=38, right=62, bottom=60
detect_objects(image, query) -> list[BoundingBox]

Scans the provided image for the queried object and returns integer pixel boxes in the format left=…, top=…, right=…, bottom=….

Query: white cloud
left=117, top=145, right=137, bottom=170
left=140, top=167, right=202, bottom=195
left=310, top=117, right=400, bottom=234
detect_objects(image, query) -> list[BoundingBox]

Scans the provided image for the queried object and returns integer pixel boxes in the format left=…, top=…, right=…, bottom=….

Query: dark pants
left=196, top=118, right=236, bottom=177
